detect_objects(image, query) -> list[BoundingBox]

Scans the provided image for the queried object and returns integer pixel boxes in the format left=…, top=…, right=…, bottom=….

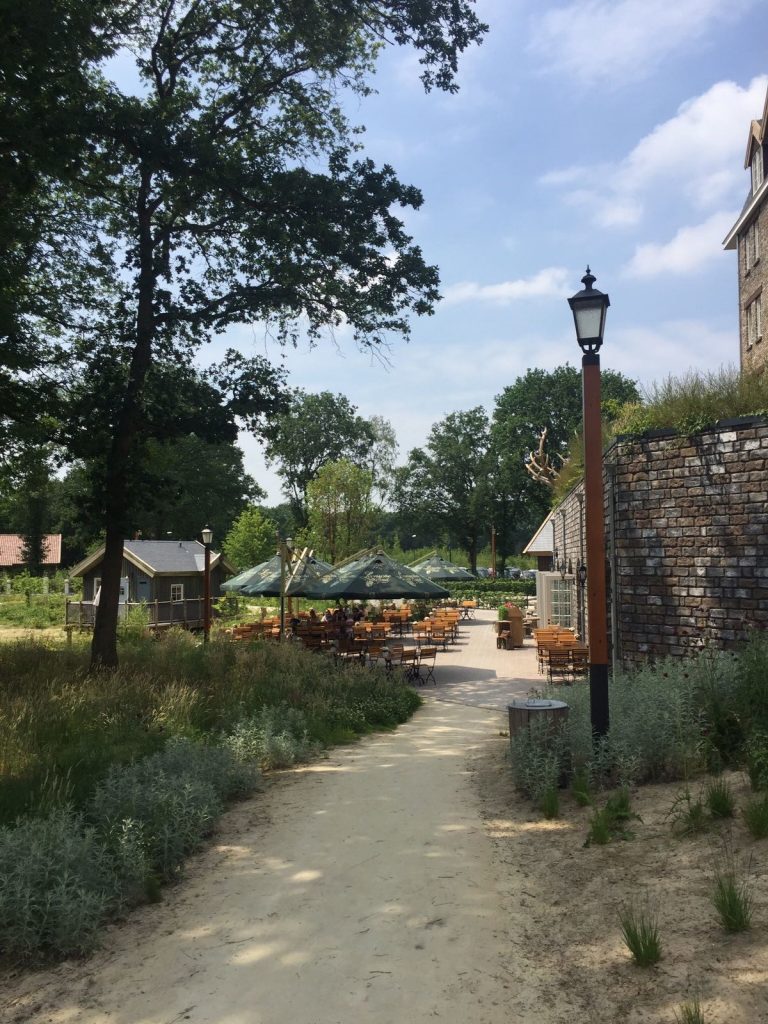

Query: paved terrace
left=418, top=609, right=543, bottom=710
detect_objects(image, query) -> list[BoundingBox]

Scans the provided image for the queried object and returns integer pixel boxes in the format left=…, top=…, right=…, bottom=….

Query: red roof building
left=0, top=534, right=63, bottom=569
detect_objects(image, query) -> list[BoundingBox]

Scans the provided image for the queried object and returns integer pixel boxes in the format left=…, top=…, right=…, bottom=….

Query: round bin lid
left=507, top=699, right=569, bottom=711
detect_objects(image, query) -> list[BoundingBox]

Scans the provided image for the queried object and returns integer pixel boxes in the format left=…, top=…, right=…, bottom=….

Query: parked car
left=520, top=569, right=536, bottom=579
left=503, top=567, right=521, bottom=579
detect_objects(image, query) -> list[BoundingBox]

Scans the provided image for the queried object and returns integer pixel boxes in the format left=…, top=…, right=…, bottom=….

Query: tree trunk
left=90, top=168, right=157, bottom=670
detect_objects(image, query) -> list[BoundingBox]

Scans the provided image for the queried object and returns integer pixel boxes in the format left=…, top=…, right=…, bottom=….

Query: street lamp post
left=201, top=525, right=213, bottom=643
left=568, top=267, right=610, bottom=737
left=490, top=525, right=496, bottom=578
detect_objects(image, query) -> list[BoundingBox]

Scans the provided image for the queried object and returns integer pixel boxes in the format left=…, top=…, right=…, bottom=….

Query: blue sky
left=122, top=1, right=768, bottom=502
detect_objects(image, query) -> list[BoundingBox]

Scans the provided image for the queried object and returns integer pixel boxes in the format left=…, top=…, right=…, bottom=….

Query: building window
left=549, top=577, right=573, bottom=628
left=752, top=145, right=764, bottom=195
left=745, top=220, right=760, bottom=269
left=746, top=294, right=762, bottom=347
left=170, top=583, right=184, bottom=602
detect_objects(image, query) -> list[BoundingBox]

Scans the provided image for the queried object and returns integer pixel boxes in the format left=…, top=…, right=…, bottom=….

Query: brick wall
left=555, top=417, right=768, bottom=664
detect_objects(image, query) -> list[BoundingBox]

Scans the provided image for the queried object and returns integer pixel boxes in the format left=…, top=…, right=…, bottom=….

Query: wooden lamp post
left=568, top=267, right=610, bottom=737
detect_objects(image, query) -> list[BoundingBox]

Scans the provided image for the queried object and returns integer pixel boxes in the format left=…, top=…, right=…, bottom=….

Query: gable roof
left=522, top=515, right=554, bottom=556
left=0, top=534, right=62, bottom=567
left=70, top=540, right=234, bottom=578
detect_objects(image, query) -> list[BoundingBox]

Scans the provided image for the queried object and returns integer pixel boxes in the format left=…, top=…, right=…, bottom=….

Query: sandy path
left=5, top=698, right=557, bottom=1024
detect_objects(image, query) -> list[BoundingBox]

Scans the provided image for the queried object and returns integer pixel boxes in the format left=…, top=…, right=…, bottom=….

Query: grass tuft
left=675, top=994, right=705, bottom=1024
left=711, top=851, right=753, bottom=932
left=742, top=794, right=768, bottom=839
left=619, top=901, right=662, bottom=967
left=704, top=777, right=735, bottom=819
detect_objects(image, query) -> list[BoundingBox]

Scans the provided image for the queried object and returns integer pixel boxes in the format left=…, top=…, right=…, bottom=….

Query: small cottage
left=68, top=540, right=235, bottom=628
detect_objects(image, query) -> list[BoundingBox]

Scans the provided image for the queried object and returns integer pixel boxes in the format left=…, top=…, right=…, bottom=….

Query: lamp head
left=568, top=267, right=610, bottom=354
left=201, top=526, right=213, bottom=546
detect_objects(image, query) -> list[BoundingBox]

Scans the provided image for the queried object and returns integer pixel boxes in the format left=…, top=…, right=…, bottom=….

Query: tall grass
left=613, top=366, right=768, bottom=436
left=0, top=631, right=421, bottom=824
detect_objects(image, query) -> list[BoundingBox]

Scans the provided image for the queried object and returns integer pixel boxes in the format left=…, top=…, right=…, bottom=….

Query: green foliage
left=509, top=717, right=566, bottom=802
left=0, top=632, right=422, bottom=959
left=0, top=809, right=114, bottom=959
left=224, top=706, right=313, bottom=770
left=675, top=995, right=705, bottom=1024
left=395, top=408, right=491, bottom=571
left=306, top=459, right=375, bottom=563
left=711, top=851, right=753, bottom=932
left=612, top=366, right=768, bottom=436
left=539, top=787, right=559, bottom=819
left=668, top=787, right=709, bottom=836
left=88, top=738, right=257, bottom=883
left=0, top=633, right=420, bottom=825
left=745, top=730, right=768, bottom=790
left=619, top=902, right=662, bottom=967
left=585, top=789, right=639, bottom=846
left=570, top=770, right=593, bottom=807
left=497, top=605, right=509, bottom=620
left=223, top=506, right=276, bottom=572
left=263, top=391, right=388, bottom=523
left=0, top=593, right=67, bottom=629
left=704, top=778, right=735, bottom=819
left=446, top=580, right=536, bottom=600
left=742, top=794, right=768, bottom=839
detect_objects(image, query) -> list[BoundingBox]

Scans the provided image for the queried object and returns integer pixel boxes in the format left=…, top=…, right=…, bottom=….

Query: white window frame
left=746, top=294, right=762, bottom=347
left=746, top=221, right=760, bottom=269
left=170, top=583, right=184, bottom=602
left=537, top=572, right=574, bottom=630
left=752, top=145, right=764, bottom=195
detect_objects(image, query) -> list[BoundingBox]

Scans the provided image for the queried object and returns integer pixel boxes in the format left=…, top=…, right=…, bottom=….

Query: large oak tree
left=2, top=1, right=486, bottom=667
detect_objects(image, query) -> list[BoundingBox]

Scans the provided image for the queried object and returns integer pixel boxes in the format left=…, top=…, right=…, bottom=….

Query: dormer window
left=752, top=144, right=764, bottom=195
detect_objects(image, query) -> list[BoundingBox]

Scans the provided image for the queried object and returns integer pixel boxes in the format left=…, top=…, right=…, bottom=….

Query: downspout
left=606, top=461, right=619, bottom=675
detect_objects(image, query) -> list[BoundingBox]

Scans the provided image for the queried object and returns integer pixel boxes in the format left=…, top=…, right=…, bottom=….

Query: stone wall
left=555, top=417, right=768, bottom=664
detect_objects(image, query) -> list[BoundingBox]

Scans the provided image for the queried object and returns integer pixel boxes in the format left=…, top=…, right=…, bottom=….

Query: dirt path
left=4, top=698, right=572, bottom=1024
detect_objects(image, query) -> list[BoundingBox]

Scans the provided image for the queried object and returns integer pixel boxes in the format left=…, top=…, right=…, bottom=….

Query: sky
left=125, top=1, right=768, bottom=503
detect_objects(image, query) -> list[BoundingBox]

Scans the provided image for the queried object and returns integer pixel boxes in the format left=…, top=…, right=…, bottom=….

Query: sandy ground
left=2, top=614, right=767, bottom=1023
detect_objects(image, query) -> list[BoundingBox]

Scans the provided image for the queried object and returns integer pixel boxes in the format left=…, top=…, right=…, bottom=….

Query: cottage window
left=752, top=145, right=764, bottom=195
left=746, top=294, right=762, bottom=346
left=171, top=583, right=184, bottom=602
left=745, top=221, right=760, bottom=269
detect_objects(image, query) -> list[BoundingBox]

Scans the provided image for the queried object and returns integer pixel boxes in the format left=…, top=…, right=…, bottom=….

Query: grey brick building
left=723, top=85, right=768, bottom=373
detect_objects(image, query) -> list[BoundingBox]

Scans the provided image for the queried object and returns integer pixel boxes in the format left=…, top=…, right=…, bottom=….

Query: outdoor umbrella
left=300, top=550, right=450, bottom=601
left=238, top=553, right=334, bottom=598
left=408, top=553, right=476, bottom=581
left=220, top=554, right=280, bottom=593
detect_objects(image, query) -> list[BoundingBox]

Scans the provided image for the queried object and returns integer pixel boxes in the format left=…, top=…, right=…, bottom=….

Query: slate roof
left=70, top=539, right=232, bottom=577
left=124, top=540, right=209, bottom=573
left=0, top=534, right=62, bottom=567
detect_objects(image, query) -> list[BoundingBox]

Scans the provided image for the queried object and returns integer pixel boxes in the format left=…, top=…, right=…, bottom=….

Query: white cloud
left=442, top=267, right=572, bottom=305
left=624, top=211, right=737, bottom=278
left=543, top=76, right=768, bottom=227
left=529, top=0, right=753, bottom=87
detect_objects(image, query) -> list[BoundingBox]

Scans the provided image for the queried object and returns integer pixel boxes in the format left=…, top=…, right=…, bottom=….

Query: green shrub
left=539, top=787, right=559, bottom=819
left=668, top=787, right=709, bottom=836
left=88, top=738, right=259, bottom=882
left=619, top=901, right=662, bottom=967
left=570, top=770, right=593, bottom=807
left=704, top=778, right=735, bottom=819
left=742, top=794, right=768, bottom=839
left=0, top=809, right=114, bottom=958
left=712, top=864, right=752, bottom=932
left=225, top=705, right=312, bottom=770
left=745, top=730, right=768, bottom=791
left=585, top=789, right=639, bottom=846
left=509, top=718, right=566, bottom=801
